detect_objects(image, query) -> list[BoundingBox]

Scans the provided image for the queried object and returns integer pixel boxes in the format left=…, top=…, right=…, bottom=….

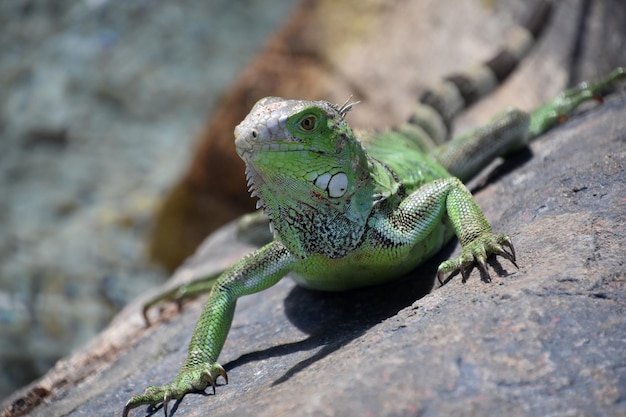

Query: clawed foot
left=437, top=233, right=516, bottom=285
left=123, top=363, right=228, bottom=417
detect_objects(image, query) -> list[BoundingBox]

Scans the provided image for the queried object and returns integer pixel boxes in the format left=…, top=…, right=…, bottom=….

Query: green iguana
left=123, top=1, right=625, bottom=415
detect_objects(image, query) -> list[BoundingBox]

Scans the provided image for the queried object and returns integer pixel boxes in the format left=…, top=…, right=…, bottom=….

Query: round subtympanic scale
left=328, top=172, right=348, bottom=197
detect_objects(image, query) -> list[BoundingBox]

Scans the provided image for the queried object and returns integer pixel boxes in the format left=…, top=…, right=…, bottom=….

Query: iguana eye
left=300, top=115, right=316, bottom=131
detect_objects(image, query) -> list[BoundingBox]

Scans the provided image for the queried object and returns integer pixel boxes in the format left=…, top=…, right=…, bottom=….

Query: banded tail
left=407, top=0, right=553, bottom=144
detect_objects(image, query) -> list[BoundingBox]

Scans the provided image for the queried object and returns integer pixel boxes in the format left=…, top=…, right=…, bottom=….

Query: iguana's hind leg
left=429, top=108, right=531, bottom=182
left=141, top=271, right=221, bottom=325
left=528, top=67, right=625, bottom=138
left=141, top=212, right=276, bottom=326
left=430, top=67, right=625, bottom=182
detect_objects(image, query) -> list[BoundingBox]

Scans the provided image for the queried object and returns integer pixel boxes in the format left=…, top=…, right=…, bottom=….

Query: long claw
left=437, top=269, right=445, bottom=285
left=477, top=256, right=488, bottom=272
left=498, top=247, right=518, bottom=268
left=217, top=364, right=229, bottom=385
left=204, top=371, right=217, bottom=395
left=460, top=265, right=469, bottom=282
left=163, top=400, right=169, bottom=417
left=476, top=257, right=492, bottom=282
left=503, top=238, right=516, bottom=262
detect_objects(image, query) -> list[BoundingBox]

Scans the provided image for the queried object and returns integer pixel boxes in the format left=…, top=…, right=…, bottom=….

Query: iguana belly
left=290, top=219, right=454, bottom=291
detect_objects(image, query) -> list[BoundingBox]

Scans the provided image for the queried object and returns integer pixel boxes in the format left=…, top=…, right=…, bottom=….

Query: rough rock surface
left=2, top=86, right=625, bottom=417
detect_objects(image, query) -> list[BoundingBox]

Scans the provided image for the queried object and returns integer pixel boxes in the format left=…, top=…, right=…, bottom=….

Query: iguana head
left=234, top=97, right=373, bottom=255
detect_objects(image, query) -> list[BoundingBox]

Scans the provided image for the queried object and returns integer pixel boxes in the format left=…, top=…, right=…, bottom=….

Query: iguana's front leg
left=374, top=177, right=515, bottom=284
left=434, top=176, right=516, bottom=283
left=124, top=240, right=297, bottom=417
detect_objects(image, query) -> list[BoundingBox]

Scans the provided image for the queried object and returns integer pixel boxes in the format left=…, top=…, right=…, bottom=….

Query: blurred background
left=0, top=0, right=295, bottom=399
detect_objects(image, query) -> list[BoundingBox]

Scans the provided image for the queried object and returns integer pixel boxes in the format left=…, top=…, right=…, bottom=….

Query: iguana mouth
left=235, top=135, right=306, bottom=158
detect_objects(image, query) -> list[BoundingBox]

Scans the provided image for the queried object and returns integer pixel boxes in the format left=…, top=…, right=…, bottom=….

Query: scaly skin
left=123, top=67, right=625, bottom=416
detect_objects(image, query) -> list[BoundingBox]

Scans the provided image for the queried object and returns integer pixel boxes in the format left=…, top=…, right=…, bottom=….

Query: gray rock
left=2, top=86, right=624, bottom=417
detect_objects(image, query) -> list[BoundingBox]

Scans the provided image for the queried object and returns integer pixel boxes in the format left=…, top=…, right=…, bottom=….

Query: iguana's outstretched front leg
left=433, top=177, right=516, bottom=283
left=372, top=176, right=515, bottom=285
left=124, top=241, right=297, bottom=417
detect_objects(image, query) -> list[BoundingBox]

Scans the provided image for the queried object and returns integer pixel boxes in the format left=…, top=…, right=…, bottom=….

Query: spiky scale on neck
left=234, top=97, right=375, bottom=258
